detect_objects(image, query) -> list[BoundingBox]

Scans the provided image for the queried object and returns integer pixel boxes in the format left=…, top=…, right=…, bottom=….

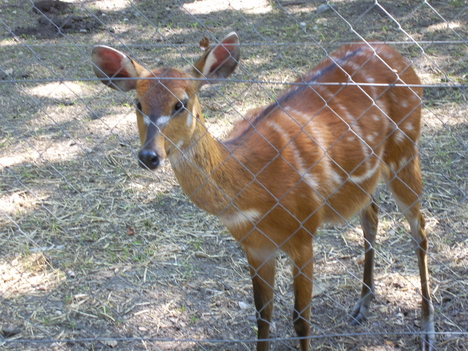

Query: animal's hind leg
left=350, top=200, right=379, bottom=325
left=289, top=238, right=313, bottom=351
left=388, top=155, right=435, bottom=351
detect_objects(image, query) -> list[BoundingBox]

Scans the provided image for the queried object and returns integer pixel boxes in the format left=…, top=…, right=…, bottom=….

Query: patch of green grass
left=64, top=294, right=73, bottom=304
left=49, top=218, right=60, bottom=233
left=191, top=237, right=202, bottom=251
left=189, top=314, right=199, bottom=324
left=132, top=252, right=146, bottom=262
left=181, top=260, right=194, bottom=279
left=143, top=219, right=153, bottom=228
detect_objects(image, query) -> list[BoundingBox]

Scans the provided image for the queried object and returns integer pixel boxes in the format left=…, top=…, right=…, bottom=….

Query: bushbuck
left=91, top=32, right=434, bottom=351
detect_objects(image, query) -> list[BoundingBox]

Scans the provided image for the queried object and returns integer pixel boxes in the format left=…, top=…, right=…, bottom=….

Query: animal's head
left=91, top=32, right=240, bottom=170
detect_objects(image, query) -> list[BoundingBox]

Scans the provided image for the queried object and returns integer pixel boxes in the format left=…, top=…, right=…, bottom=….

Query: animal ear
left=192, top=32, right=240, bottom=86
left=91, top=45, right=147, bottom=91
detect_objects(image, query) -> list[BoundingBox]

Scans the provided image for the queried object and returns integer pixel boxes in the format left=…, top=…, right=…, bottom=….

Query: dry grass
left=1, top=1, right=467, bottom=350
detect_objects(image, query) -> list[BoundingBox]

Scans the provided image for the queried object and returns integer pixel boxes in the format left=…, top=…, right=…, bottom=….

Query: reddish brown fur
left=92, top=36, right=435, bottom=351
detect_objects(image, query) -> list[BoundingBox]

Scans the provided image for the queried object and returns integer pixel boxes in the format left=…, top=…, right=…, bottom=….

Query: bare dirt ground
left=1, top=0, right=467, bottom=350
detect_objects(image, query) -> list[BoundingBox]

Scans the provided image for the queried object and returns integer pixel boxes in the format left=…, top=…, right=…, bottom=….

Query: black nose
left=138, top=149, right=160, bottom=170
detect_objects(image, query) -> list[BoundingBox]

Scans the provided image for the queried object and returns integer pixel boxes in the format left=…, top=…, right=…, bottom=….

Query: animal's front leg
left=245, top=247, right=277, bottom=351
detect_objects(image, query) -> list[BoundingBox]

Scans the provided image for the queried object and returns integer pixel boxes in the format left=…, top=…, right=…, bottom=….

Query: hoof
left=420, top=321, right=435, bottom=351
left=349, top=299, right=370, bottom=326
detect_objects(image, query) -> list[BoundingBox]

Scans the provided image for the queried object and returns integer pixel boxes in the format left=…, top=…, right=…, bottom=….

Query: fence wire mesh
left=1, top=0, right=467, bottom=350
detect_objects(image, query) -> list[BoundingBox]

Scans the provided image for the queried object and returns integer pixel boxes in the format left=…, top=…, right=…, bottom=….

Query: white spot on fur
left=405, top=121, right=414, bottom=132
left=316, top=85, right=332, bottom=97
left=307, top=69, right=322, bottom=81
left=186, top=113, right=192, bottom=128
left=358, top=51, right=370, bottom=58
left=399, top=156, right=409, bottom=169
left=219, top=209, right=261, bottom=229
left=366, top=77, right=375, bottom=83
left=372, top=114, right=380, bottom=121
left=144, top=115, right=151, bottom=126
left=156, top=115, right=170, bottom=127
left=349, top=62, right=361, bottom=72
left=394, top=129, right=406, bottom=144
left=400, top=100, right=409, bottom=108
left=375, top=101, right=388, bottom=115
left=367, top=134, right=375, bottom=143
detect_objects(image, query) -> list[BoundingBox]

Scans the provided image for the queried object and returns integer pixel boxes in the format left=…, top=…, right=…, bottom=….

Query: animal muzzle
left=138, top=148, right=160, bottom=170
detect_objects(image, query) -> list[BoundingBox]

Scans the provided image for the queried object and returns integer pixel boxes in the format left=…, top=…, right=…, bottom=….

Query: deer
left=91, top=32, right=435, bottom=351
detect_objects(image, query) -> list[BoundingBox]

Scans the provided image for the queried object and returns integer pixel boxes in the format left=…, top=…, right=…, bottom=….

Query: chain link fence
left=1, top=0, right=467, bottom=350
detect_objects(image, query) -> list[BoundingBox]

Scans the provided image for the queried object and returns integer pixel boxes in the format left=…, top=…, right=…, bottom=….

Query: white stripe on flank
left=309, top=125, right=343, bottom=187
left=268, top=120, right=320, bottom=191
left=284, top=107, right=343, bottom=190
left=328, top=165, right=343, bottom=186
left=268, top=121, right=304, bottom=167
left=219, top=209, right=261, bottom=229
left=338, top=108, right=370, bottom=158
left=350, top=158, right=380, bottom=183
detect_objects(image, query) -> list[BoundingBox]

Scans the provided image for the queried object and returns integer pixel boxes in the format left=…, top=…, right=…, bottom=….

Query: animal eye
left=174, top=99, right=188, bottom=114
left=175, top=101, right=183, bottom=111
left=136, top=101, right=142, bottom=112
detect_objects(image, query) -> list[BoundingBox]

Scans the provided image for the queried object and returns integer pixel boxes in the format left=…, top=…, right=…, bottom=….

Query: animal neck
left=168, top=116, right=240, bottom=215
